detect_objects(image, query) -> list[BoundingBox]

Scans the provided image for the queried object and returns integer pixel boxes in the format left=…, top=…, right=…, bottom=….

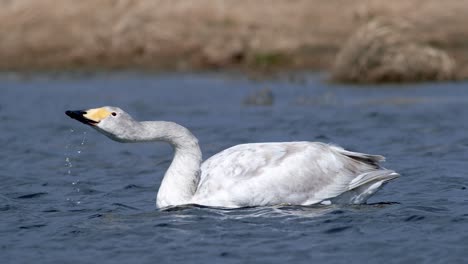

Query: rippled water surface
left=1, top=73, right=467, bottom=263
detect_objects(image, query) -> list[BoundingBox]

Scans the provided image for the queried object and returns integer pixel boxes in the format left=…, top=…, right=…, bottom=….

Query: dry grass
left=332, top=19, right=455, bottom=83
left=0, top=0, right=468, bottom=81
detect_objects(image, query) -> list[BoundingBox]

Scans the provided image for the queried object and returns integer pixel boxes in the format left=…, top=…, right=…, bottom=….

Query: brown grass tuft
left=332, top=19, right=455, bottom=83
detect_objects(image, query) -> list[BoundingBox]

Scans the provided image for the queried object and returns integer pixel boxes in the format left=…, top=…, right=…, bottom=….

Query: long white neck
left=137, top=121, right=202, bottom=208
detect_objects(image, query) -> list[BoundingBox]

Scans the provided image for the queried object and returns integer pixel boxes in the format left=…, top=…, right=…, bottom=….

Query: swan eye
left=111, top=112, right=117, bottom=116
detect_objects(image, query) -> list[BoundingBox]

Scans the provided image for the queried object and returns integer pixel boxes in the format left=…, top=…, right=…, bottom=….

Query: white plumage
left=193, top=142, right=398, bottom=207
left=66, top=106, right=399, bottom=209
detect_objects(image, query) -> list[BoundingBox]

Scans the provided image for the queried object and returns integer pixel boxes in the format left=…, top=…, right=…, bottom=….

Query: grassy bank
left=1, top=0, right=468, bottom=80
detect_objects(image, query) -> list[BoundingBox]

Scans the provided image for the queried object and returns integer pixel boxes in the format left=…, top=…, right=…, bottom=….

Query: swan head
left=66, top=106, right=141, bottom=143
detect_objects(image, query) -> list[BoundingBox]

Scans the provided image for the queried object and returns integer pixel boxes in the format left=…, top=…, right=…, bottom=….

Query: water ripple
left=2, top=73, right=468, bottom=264
left=16, top=192, right=48, bottom=199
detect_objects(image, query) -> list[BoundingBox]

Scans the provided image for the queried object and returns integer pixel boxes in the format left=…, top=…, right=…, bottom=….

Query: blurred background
left=1, top=0, right=467, bottom=82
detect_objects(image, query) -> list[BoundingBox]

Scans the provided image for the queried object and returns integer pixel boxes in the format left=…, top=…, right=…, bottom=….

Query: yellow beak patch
left=83, top=108, right=111, bottom=122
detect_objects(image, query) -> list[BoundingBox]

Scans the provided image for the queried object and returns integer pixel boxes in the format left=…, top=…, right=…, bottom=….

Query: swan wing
left=192, top=142, right=397, bottom=207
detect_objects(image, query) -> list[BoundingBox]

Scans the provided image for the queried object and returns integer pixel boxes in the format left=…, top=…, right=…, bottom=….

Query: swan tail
left=330, top=145, right=385, bottom=168
left=348, top=170, right=399, bottom=191
left=329, top=170, right=399, bottom=204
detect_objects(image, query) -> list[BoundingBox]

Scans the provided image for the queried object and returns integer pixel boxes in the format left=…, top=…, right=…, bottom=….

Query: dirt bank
left=1, top=0, right=468, bottom=79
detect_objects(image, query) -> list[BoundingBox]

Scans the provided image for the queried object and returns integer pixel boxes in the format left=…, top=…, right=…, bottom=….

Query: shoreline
left=1, top=1, right=468, bottom=81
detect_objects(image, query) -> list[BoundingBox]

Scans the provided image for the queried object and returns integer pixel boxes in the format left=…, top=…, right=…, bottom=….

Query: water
left=1, top=72, right=467, bottom=264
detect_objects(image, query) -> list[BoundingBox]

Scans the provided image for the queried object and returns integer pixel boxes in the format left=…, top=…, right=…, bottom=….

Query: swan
left=65, top=106, right=399, bottom=208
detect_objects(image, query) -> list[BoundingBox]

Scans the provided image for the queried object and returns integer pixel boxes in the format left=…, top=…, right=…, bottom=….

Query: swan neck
left=140, top=122, right=202, bottom=208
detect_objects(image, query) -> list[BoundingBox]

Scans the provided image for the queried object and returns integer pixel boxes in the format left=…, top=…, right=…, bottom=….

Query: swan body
left=66, top=106, right=399, bottom=208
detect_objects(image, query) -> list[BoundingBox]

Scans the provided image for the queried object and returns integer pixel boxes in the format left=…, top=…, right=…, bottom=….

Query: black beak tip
left=65, top=110, right=95, bottom=125
left=65, top=110, right=84, bottom=119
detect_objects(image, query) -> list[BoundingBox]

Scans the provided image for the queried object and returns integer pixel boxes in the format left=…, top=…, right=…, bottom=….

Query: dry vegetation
left=332, top=19, right=456, bottom=83
left=0, top=0, right=468, bottom=82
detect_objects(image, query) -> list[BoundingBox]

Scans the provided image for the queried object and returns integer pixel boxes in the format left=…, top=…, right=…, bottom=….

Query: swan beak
left=66, top=110, right=99, bottom=126
left=66, top=107, right=112, bottom=126
left=65, top=107, right=111, bottom=126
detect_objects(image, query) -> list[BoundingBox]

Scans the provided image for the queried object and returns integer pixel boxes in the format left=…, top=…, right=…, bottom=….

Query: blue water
left=1, top=72, right=467, bottom=263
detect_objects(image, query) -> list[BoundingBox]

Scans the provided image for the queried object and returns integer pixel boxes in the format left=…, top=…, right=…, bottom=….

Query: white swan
left=66, top=106, right=399, bottom=208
